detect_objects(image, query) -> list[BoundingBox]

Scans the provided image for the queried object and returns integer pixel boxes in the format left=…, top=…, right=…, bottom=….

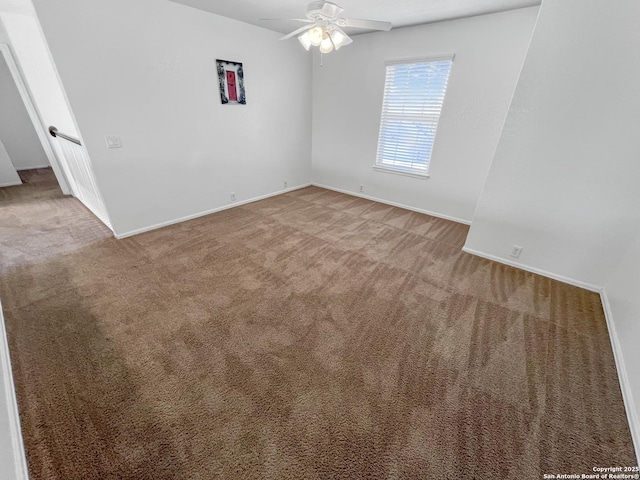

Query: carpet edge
left=461, top=246, right=602, bottom=292
left=310, top=182, right=472, bottom=226
left=114, top=183, right=313, bottom=239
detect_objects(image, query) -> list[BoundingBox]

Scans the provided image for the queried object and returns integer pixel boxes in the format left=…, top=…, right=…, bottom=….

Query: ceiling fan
left=274, top=1, right=392, bottom=53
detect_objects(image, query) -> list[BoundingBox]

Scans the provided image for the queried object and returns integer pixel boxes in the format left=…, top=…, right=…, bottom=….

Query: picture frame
left=216, top=59, right=246, bottom=105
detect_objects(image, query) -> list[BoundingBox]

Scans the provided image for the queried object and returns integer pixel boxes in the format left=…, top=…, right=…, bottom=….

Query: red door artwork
left=226, top=71, right=238, bottom=102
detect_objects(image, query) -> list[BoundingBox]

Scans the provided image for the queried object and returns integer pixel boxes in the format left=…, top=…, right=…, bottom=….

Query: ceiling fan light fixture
left=298, top=31, right=312, bottom=50
left=279, top=2, right=391, bottom=55
left=319, top=35, right=334, bottom=53
left=308, top=26, right=324, bottom=46
left=329, top=29, right=348, bottom=50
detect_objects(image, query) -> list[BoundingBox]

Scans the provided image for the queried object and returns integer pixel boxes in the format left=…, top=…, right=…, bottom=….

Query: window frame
left=374, top=55, right=454, bottom=179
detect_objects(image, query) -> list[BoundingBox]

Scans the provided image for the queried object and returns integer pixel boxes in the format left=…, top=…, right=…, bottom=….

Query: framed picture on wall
left=216, top=59, right=246, bottom=105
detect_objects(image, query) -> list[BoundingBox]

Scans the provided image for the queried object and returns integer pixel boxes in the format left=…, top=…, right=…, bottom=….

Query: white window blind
left=375, top=57, right=453, bottom=177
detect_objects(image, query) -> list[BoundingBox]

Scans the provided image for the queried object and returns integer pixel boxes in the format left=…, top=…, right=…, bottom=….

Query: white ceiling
left=169, top=0, right=541, bottom=36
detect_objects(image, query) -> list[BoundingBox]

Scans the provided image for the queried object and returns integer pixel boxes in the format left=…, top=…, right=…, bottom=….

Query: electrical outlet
left=359, top=184, right=364, bottom=193
left=510, top=245, right=523, bottom=258
left=230, top=192, right=236, bottom=202
left=283, top=180, right=288, bottom=189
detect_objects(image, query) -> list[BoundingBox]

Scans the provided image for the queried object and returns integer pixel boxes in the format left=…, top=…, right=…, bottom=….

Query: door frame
left=0, top=43, right=72, bottom=194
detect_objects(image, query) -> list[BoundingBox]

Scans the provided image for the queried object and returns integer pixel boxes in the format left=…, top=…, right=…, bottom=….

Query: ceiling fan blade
left=337, top=18, right=392, bottom=31
left=279, top=24, right=315, bottom=41
left=320, top=2, right=344, bottom=18
left=260, top=18, right=314, bottom=22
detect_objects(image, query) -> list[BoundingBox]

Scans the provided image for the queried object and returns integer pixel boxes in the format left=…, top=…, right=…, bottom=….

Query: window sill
left=372, top=165, right=430, bottom=179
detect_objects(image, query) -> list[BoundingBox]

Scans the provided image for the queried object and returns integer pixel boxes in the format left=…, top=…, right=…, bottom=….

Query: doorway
left=0, top=44, right=72, bottom=193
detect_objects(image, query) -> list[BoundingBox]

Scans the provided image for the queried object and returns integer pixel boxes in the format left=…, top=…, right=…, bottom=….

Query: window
left=375, top=57, right=453, bottom=178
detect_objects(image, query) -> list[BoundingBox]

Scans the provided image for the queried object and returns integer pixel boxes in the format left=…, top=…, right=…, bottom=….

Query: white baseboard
left=311, top=183, right=472, bottom=226
left=115, top=183, right=312, bottom=239
left=461, top=246, right=602, bottom=292
left=0, top=181, right=22, bottom=188
left=0, top=302, right=29, bottom=480
left=600, top=290, right=640, bottom=466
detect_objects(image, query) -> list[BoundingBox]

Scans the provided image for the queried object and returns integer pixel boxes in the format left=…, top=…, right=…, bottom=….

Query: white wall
left=0, top=54, right=49, bottom=170
left=0, top=1, right=34, bottom=17
left=605, top=232, right=640, bottom=462
left=311, top=7, right=539, bottom=223
left=0, top=14, right=7, bottom=44
left=0, top=137, right=20, bottom=187
left=465, top=0, right=640, bottom=288
left=31, top=0, right=312, bottom=237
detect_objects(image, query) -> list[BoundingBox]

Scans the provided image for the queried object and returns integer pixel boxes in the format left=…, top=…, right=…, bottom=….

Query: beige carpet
left=0, top=168, right=636, bottom=479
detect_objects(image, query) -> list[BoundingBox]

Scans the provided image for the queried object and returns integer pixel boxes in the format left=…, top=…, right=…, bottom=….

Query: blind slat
left=375, top=58, right=452, bottom=174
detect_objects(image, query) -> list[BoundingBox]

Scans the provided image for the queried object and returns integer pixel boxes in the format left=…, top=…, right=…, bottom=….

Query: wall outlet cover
left=105, top=136, right=122, bottom=148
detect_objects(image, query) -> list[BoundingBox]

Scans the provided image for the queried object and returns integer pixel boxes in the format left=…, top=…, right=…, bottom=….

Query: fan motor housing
left=306, top=1, right=341, bottom=20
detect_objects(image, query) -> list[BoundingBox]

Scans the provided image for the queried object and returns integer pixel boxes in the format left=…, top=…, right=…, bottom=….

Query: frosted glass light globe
left=298, top=32, right=312, bottom=51
left=319, top=36, right=334, bottom=53
left=308, top=27, right=324, bottom=46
